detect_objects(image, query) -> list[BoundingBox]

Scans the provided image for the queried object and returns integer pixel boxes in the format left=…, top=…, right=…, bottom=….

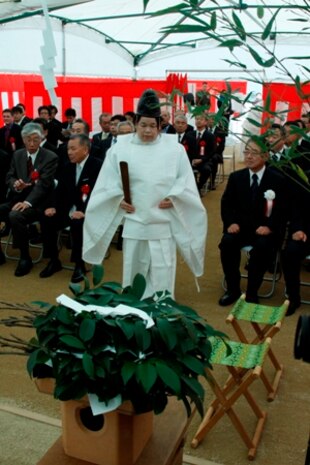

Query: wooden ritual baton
left=120, top=161, right=131, bottom=204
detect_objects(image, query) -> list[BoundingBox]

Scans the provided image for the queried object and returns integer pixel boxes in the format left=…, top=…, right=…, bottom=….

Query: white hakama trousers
left=122, top=237, right=177, bottom=299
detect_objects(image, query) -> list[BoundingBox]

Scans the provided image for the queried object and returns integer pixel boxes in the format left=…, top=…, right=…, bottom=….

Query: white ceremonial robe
left=83, top=133, right=207, bottom=296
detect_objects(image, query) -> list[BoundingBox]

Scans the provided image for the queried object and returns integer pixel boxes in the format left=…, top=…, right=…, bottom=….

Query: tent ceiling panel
left=0, top=0, right=309, bottom=77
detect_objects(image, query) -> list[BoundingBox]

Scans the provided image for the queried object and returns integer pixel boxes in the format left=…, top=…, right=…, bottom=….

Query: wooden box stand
left=36, top=378, right=193, bottom=465
left=61, top=398, right=153, bottom=465
left=35, top=378, right=153, bottom=465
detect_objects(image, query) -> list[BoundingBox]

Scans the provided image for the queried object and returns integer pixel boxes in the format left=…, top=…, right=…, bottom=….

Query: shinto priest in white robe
left=83, top=133, right=207, bottom=297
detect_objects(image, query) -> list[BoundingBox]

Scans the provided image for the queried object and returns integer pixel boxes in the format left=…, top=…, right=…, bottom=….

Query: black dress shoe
left=285, top=300, right=301, bottom=317
left=14, top=259, right=33, bottom=277
left=0, top=251, right=6, bottom=265
left=71, top=264, right=86, bottom=283
left=40, top=259, right=62, bottom=278
left=218, top=291, right=241, bottom=306
left=245, top=294, right=259, bottom=304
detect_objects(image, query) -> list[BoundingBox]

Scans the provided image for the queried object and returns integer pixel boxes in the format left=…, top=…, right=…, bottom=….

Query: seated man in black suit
left=206, top=112, right=227, bottom=190
left=195, top=81, right=211, bottom=109
left=40, top=134, right=103, bottom=282
left=38, top=105, right=62, bottom=147
left=160, top=110, right=176, bottom=134
left=12, top=105, right=32, bottom=128
left=99, top=114, right=126, bottom=160
left=282, top=183, right=310, bottom=316
left=92, top=112, right=112, bottom=146
left=0, top=108, right=24, bottom=156
left=218, top=136, right=287, bottom=306
left=61, top=107, right=76, bottom=140
left=0, top=123, right=58, bottom=275
left=185, top=114, right=216, bottom=195
left=266, top=123, right=286, bottom=162
left=15, top=103, right=33, bottom=128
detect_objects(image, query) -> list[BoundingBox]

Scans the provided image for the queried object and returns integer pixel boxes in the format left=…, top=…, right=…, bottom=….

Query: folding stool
left=226, top=294, right=289, bottom=401
left=191, top=336, right=271, bottom=460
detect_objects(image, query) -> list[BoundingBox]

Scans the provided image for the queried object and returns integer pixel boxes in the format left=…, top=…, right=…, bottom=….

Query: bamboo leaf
left=161, top=24, right=210, bottom=33
left=264, top=90, right=271, bottom=112
left=257, top=6, right=264, bottom=18
left=150, top=3, right=189, bottom=17
left=246, top=117, right=263, bottom=128
left=223, top=59, right=247, bottom=69
left=143, top=0, right=150, bottom=12
left=232, top=11, right=246, bottom=40
left=262, top=9, right=280, bottom=40
left=210, top=11, right=217, bottom=31
left=248, top=47, right=275, bottom=68
left=219, top=39, right=243, bottom=52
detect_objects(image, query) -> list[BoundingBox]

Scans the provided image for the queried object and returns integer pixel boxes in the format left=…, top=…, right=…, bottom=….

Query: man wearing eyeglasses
left=218, top=135, right=287, bottom=306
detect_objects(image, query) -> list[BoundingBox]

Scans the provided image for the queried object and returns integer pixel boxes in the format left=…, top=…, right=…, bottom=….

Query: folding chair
left=226, top=294, right=289, bottom=401
left=1, top=223, right=43, bottom=264
left=300, top=254, right=310, bottom=305
left=191, top=336, right=271, bottom=460
left=222, top=246, right=282, bottom=298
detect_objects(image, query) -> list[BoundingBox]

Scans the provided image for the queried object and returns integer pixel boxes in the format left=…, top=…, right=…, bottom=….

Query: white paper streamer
left=87, top=393, right=122, bottom=416
left=56, top=294, right=155, bottom=328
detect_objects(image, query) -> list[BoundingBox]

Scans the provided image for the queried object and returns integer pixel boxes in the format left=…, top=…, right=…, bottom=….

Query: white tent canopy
left=0, top=0, right=309, bottom=81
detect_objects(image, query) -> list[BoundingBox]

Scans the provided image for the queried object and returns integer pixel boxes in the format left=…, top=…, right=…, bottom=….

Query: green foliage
left=29, top=267, right=226, bottom=417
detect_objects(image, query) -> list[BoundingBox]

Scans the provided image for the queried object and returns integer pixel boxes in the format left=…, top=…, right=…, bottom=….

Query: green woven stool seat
left=192, top=335, right=271, bottom=460
left=231, top=298, right=287, bottom=325
left=209, top=337, right=270, bottom=369
left=226, top=294, right=289, bottom=402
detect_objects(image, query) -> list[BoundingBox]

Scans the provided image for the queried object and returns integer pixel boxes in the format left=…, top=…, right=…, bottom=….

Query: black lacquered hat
left=136, top=89, right=160, bottom=117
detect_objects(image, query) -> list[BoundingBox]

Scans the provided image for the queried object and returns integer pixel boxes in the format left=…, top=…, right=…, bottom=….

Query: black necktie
left=4, top=126, right=10, bottom=145
left=178, top=134, right=182, bottom=143
left=251, top=173, right=259, bottom=202
left=27, top=156, right=34, bottom=176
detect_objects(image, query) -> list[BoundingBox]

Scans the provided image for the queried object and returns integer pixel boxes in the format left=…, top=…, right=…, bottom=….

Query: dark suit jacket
left=221, top=167, right=287, bottom=238
left=54, top=155, right=103, bottom=223
left=161, top=124, right=176, bottom=134
left=19, top=116, right=33, bottom=128
left=6, top=147, right=58, bottom=211
left=92, top=132, right=111, bottom=147
left=184, top=129, right=215, bottom=164
left=41, top=140, right=58, bottom=153
left=0, top=123, right=24, bottom=155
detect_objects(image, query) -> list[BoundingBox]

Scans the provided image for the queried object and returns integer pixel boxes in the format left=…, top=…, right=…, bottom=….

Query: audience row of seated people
left=0, top=102, right=309, bottom=318
left=218, top=115, right=310, bottom=316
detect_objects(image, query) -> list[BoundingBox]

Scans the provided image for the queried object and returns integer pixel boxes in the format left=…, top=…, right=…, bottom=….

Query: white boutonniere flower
left=264, top=190, right=276, bottom=201
left=264, top=190, right=276, bottom=217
